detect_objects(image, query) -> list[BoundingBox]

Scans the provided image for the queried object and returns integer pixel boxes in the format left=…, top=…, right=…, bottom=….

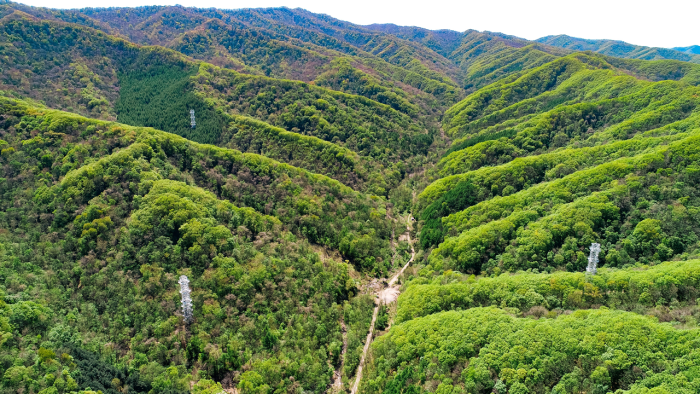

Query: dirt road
left=349, top=216, right=415, bottom=394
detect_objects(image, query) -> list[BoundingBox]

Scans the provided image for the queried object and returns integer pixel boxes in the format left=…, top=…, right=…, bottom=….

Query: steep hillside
left=441, top=52, right=700, bottom=147
left=367, top=38, right=700, bottom=394
left=419, top=52, right=700, bottom=273
left=0, top=94, right=404, bottom=393
left=0, top=14, right=435, bottom=193
left=362, top=24, right=464, bottom=58
left=448, top=31, right=569, bottom=92
left=1, top=3, right=591, bottom=105
left=2, top=3, right=463, bottom=111
left=365, top=294, right=700, bottom=393
left=362, top=26, right=571, bottom=92
left=538, top=34, right=700, bottom=63
left=75, top=5, right=462, bottom=83
left=4, top=3, right=610, bottom=108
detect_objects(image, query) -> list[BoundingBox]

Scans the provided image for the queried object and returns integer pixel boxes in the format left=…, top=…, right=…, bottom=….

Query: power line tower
left=190, top=109, right=196, bottom=129
left=178, top=275, right=193, bottom=323
left=586, top=243, right=601, bottom=275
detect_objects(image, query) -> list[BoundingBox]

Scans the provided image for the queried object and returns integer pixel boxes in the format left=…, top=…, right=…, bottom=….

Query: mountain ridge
left=675, top=45, right=700, bottom=55
left=538, top=33, right=700, bottom=63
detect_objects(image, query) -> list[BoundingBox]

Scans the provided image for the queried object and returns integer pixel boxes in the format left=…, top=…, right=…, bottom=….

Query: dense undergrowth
left=362, top=17, right=700, bottom=394
left=398, top=260, right=700, bottom=322
left=364, top=305, right=700, bottom=394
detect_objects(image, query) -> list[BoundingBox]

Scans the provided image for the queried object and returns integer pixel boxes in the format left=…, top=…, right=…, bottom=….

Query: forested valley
left=1, top=1, right=700, bottom=393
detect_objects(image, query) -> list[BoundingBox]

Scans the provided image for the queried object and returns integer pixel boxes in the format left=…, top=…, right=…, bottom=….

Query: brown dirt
left=350, top=215, right=415, bottom=394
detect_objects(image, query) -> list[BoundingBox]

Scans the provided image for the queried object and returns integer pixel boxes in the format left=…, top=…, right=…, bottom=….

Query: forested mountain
left=0, top=94, right=400, bottom=393
left=2, top=2, right=462, bottom=111
left=0, top=10, right=437, bottom=193
left=675, top=45, right=700, bottom=55
left=2, top=2, right=700, bottom=394
left=538, top=34, right=700, bottom=63
left=362, top=24, right=464, bottom=58
left=371, top=43, right=700, bottom=394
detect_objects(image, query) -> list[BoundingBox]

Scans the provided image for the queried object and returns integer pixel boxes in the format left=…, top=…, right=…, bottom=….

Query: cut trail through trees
left=350, top=215, right=415, bottom=394
left=330, top=317, right=347, bottom=392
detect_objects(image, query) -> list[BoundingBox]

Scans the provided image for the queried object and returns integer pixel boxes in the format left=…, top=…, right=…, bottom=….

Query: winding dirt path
left=350, top=216, right=415, bottom=394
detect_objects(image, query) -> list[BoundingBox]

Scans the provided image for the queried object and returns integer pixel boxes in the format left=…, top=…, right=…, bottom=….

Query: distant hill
left=365, top=24, right=570, bottom=91
left=538, top=34, right=700, bottom=63
left=363, top=23, right=464, bottom=57
left=675, top=45, right=700, bottom=55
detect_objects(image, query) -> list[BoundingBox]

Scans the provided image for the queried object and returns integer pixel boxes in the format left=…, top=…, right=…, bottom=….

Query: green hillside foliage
left=430, top=131, right=700, bottom=273
left=313, top=58, right=419, bottom=116
left=0, top=95, right=397, bottom=393
left=359, top=24, right=700, bottom=392
left=363, top=307, right=700, bottom=394
left=0, top=14, right=129, bottom=120
left=442, top=53, right=700, bottom=141
left=419, top=51, right=700, bottom=274
left=162, top=17, right=462, bottom=110
left=6, top=98, right=394, bottom=271
left=225, top=7, right=460, bottom=84
left=603, top=56, right=700, bottom=86
left=6, top=3, right=462, bottom=107
left=448, top=30, right=566, bottom=91
left=0, top=15, right=432, bottom=192
left=397, top=259, right=700, bottom=322
left=192, top=64, right=433, bottom=166
left=220, top=116, right=365, bottom=185
left=418, top=131, right=691, bottom=249
left=114, top=62, right=226, bottom=145
left=218, top=115, right=407, bottom=195
left=363, top=24, right=464, bottom=58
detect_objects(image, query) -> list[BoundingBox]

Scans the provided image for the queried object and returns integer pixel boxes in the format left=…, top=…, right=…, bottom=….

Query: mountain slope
left=675, top=45, right=700, bottom=55
left=363, top=47, right=700, bottom=394
left=362, top=24, right=464, bottom=58
left=418, top=51, right=700, bottom=272
left=0, top=94, right=401, bottom=393
left=365, top=299, right=700, bottom=393
left=0, top=14, right=433, bottom=193
left=3, top=2, right=463, bottom=111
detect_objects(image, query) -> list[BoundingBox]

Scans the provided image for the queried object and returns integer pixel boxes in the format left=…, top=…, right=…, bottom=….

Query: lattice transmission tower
left=586, top=243, right=601, bottom=275
left=178, top=275, right=193, bottom=323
